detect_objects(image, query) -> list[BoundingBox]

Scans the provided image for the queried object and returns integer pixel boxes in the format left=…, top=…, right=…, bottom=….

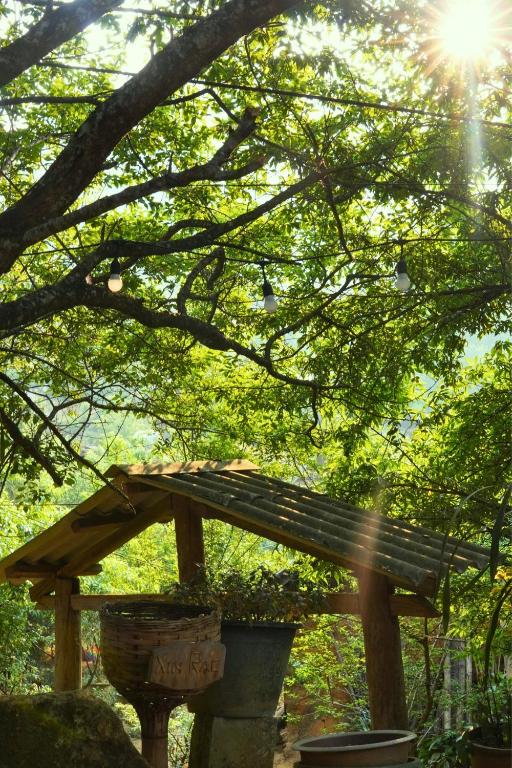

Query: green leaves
left=490, top=483, right=511, bottom=582
left=0, top=0, right=509, bottom=601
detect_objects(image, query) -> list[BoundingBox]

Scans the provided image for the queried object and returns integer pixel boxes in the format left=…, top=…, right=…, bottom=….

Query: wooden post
left=173, top=494, right=205, bottom=583
left=357, top=570, right=408, bottom=729
left=135, top=703, right=173, bottom=768
left=54, top=577, right=81, bottom=691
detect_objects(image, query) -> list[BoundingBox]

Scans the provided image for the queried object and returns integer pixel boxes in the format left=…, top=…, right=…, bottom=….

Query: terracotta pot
left=470, top=738, right=512, bottom=768
left=294, top=761, right=420, bottom=768
left=293, top=731, right=416, bottom=767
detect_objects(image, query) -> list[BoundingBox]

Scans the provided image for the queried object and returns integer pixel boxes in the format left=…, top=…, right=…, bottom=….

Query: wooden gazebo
left=0, top=459, right=492, bottom=730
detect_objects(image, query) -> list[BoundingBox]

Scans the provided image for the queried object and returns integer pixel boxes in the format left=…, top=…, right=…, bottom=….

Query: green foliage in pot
left=164, top=565, right=327, bottom=623
left=468, top=673, right=512, bottom=749
left=417, top=730, right=467, bottom=768
left=469, top=575, right=512, bottom=749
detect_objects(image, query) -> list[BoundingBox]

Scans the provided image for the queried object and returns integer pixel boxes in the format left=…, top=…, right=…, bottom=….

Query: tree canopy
left=0, top=0, right=510, bottom=541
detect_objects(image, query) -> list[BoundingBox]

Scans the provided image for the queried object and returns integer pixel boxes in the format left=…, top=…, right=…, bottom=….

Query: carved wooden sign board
left=148, top=640, right=225, bottom=691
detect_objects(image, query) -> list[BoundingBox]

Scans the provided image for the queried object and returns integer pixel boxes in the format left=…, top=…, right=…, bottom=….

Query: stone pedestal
left=189, top=714, right=277, bottom=768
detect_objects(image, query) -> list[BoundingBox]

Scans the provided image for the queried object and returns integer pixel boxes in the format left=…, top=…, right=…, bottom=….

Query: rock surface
left=0, top=691, right=150, bottom=768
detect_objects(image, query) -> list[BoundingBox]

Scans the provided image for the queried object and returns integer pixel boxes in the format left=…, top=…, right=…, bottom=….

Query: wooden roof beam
left=325, top=592, right=440, bottom=618
left=6, top=561, right=102, bottom=579
left=0, top=485, right=117, bottom=580
left=30, top=499, right=172, bottom=599
left=146, top=483, right=439, bottom=595
left=35, top=591, right=439, bottom=618
left=71, top=511, right=137, bottom=532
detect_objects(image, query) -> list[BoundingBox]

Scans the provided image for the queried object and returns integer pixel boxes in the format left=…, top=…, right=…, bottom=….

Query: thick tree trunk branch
left=21, top=108, right=263, bottom=244
left=0, top=0, right=299, bottom=274
left=21, top=157, right=264, bottom=244
left=0, top=173, right=318, bottom=338
left=79, top=288, right=320, bottom=389
left=0, top=0, right=123, bottom=88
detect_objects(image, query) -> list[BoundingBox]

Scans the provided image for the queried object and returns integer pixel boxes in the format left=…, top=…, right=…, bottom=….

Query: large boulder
left=0, top=691, right=150, bottom=768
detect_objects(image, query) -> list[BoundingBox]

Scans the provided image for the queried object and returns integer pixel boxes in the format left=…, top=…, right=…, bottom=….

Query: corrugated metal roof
left=0, top=461, right=492, bottom=596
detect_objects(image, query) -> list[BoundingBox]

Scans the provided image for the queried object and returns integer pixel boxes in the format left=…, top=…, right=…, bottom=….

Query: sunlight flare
left=425, top=0, right=512, bottom=73
left=439, top=0, right=494, bottom=61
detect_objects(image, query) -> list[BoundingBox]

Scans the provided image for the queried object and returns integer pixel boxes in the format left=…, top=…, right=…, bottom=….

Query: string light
left=260, top=263, right=278, bottom=313
left=395, top=243, right=411, bottom=292
left=107, top=257, right=123, bottom=293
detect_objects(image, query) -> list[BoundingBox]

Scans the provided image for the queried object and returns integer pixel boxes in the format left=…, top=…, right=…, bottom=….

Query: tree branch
left=21, top=107, right=263, bottom=244
left=0, top=0, right=299, bottom=273
left=0, top=172, right=319, bottom=338
left=0, top=0, right=123, bottom=88
left=0, top=407, right=63, bottom=485
left=0, top=94, right=105, bottom=107
left=79, top=287, right=322, bottom=390
left=0, top=371, right=123, bottom=490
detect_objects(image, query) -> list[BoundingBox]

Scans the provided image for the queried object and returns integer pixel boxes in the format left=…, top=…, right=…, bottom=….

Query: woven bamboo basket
left=100, top=601, right=222, bottom=768
left=100, top=601, right=221, bottom=702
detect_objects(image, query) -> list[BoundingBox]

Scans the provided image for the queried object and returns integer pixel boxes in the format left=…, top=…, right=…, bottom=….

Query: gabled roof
left=0, top=460, right=492, bottom=597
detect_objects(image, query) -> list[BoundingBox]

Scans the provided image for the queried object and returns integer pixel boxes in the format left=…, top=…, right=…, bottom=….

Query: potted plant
left=164, top=566, right=327, bottom=717
left=467, top=674, right=512, bottom=768
left=466, top=577, right=512, bottom=767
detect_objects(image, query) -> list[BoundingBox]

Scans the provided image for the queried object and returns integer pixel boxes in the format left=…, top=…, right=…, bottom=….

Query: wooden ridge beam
left=36, top=591, right=439, bottom=618
left=106, top=459, right=259, bottom=478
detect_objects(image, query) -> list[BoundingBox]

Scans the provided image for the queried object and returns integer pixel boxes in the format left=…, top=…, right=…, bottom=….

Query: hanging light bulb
left=395, top=258, right=411, bottom=292
left=262, top=276, right=278, bottom=313
left=107, top=256, right=123, bottom=293
left=85, top=273, right=94, bottom=286
left=395, top=242, right=411, bottom=292
left=259, top=261, right=278, bottom=313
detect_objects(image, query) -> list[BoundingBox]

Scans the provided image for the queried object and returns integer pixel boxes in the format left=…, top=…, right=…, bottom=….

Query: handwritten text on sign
left=148, top=640, right=226, bottom=691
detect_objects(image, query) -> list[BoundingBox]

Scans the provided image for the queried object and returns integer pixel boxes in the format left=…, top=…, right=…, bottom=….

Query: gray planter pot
left=188, top=621, right=298, bottom=718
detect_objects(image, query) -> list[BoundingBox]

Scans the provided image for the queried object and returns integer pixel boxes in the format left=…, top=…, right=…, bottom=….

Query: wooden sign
left=148, top=640, right=225, bottom=691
